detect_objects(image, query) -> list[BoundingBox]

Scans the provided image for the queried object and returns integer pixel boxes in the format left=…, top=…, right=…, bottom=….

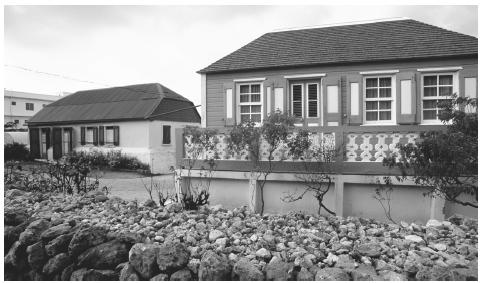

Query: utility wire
left=4, top=64, right=191, bottom=99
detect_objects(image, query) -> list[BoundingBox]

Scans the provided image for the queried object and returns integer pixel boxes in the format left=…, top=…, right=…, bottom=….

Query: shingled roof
left=199, top=19, right=478, bottom=74
left=28, top=83, right=201, bottom=125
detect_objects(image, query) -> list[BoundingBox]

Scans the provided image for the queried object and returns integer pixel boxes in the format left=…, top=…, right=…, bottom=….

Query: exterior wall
left=4, top=94, right=59, bottom=129
left=178, top=170, right=477, bottom=223
left=204, top=57, right=477, bottom=128
left=30, top=120, right=200, bottom=174
left=148, top=120, right=201, bottom=174
left=4, top=132, right=29, bottom=145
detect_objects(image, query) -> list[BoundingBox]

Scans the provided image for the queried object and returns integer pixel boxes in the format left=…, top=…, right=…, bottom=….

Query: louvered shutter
left=67, top=128, right=73, bottom=152
left=324, top=74, right=342, bottom=126
left=99, top=126, right=105, bottom=145
left=113, top=126, right=120, bottom=146
left=224, top=82, right=235, bottom=126
left=93, top=127, right=99, bottom=146
left=347, top=74, right=363, bottom=125
left=397, top=72, right=417, bottom=124
left=29, top=128, right=40, bottom=158
left=80, top=127, right=86, bottom=145
left=44, top=128, right=51, bottom=150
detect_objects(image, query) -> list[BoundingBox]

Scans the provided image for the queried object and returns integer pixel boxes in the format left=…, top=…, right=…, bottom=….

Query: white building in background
left=4, top=90, right=61, bottom=129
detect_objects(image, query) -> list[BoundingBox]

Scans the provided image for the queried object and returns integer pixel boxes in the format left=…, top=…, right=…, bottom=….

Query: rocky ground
left=4, top=184, right=478, bottom=281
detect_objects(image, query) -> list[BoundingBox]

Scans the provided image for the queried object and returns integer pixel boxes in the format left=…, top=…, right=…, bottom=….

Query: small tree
left=384, top=95, right=478, bottom=208
left=227, top=110, right=295, bottom=214
left=177, top=126, right=219, bottom=209
left=282, top=129, right=337, bottom=215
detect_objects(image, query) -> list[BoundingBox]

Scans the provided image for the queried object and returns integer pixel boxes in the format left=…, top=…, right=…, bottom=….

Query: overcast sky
left=4, top=5, right=478, bottom=107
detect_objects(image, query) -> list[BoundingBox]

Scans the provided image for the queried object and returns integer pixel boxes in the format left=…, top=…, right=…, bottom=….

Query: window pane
left=366, top=89, right=377, bottom=98
left=251, top=105, right=261, bottom=113
left=379, top=77, right=391, bottom=87
left=240, top=106, right=250, bottom=113
left=308, top=84, right=317, bottom=100
left=379, top=101, right=391, bottom=110
left=293, top=101, right=302, bottom=117
left=366, top=112, right=378, bottom=121
left=379, top=111, right=391, bottom=120
left=251, top=114, right=261, bottom=122
left=424, top=76, right=437, bottom=86
left=241, top=115, right=250, bottom=123
left=423, top=100, right=437, bottom=109
left=439, top=75, right=453, bottom=85
left=251, top=84, right=261, bottom=93
left=379, top=88, right=391, bottom=98
left=251, top=94, right=261, bottom=102
left=423, top=110, right=437, bottom=120
left=366, top=78, right=378, bottom=88
left=240, top=85, right=249, bottom=94
left=439, top=86, right=453, bottom=96
left=240, top=94, right=249, bottom=103
left=424, top=87, right=437, bottom=97
left=292, top=85, right=302, bottom=101
left=308, top=101, right=317, bottom=117
left=366, top=101, right=378, bottom=110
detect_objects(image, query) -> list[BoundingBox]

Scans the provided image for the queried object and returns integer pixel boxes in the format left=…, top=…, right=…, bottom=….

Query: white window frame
left=421, top=72, right=458, bottom=124
left=289, top=81, right=321, bottom=119
left=236, top=82, right=264, bottom=125
left=105, top=126, right=115, bottom=145
left=86, top=128, right=94, bottom=144
left=363, top=75, right=396, bottom=125
left=290, top=83, right=304, bottom=118
left=62, top=128, right=71, bottom=155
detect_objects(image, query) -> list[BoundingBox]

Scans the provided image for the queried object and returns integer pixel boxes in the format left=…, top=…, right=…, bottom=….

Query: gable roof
left=199, top=19, right=478, bottom=74
left=28, top=83, right=201, bottom=125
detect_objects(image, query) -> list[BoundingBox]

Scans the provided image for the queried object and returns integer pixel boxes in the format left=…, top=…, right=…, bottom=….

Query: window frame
left=11, top=101, right=16, bottom=106
left=236, top=82, right=264, bottom=125
left=62, top=128, right=71, bottom=155
left=290, top=83, right=304, bottom=118
left=362, top=75, right=396, bottom=125
left=162, top=125, right=171, bottom=145
left=306, top=82, right=320, bottom=118
left=289, top=81, right=321, bottom=120
left=85, top=127, right=95, bottom=144
left=420, top=72, right=457, bottom=124
left=26, top=102, right=34, bottom=111
left=105, top=126, right=115, bottom=145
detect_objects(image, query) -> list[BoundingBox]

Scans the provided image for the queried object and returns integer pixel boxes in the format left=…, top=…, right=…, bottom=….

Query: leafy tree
left=384, top=95, right=477, bottom=208
left=227, top=110, right=295, bottom=214
left=282, top=129, right=338, bottom=215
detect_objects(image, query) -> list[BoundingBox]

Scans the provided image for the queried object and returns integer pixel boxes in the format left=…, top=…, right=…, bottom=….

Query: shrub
left=5, top=143, right=31, bottom=161
left=67, top=150, right=150, bottom=172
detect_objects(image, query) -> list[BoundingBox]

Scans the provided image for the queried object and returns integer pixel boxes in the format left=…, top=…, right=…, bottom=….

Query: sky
left=4, top=5, right=478, bottom=108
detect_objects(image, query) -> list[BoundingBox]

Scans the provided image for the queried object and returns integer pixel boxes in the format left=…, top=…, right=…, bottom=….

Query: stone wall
left=4, top=186, right=478, bottom=281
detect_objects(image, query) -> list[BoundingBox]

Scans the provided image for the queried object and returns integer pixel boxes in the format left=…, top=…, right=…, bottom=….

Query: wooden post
left=334, top=174, right=344, bottom=217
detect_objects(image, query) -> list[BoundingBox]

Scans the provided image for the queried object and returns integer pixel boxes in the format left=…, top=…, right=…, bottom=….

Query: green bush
left=4, top=143, right=31, bottom=161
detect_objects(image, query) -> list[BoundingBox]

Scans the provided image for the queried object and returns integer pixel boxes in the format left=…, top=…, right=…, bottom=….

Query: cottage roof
left=28, top=83, right=201, bottom=125
left=198, top=19, right=478, bottom=74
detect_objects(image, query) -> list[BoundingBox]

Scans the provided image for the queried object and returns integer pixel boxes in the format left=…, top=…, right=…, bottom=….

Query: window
left=290, top=82, right=320, bottom=118
left=105, top=127, right=115, bottom=144
left=26, top=103, right=34, bottom=111
left=14, top=119, right=19, bottom=124
left=11, top=101, right=16, bottom=105
left=63, top=129, right=71, bottom=155
left=422, top=74, right=454, bottom=122
left=24, top=120, right=28, bottom=125
left=41, top=130, right=47, bottom=158
left=86, top=128, right=94, bottom=144
left=364, top=76, right=395, bottom=124
left=163, top=125, right=171, bottom=144
left=238, top=83, right=262, bottom=123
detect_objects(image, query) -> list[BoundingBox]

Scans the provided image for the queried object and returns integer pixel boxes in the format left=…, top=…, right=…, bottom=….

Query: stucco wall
left=263, top=180, right=335, bottom=216
left=444, top=193, right=478, bottom=219
left=188, top=177, right=250, bottom=210
left=4, top=96, right=57, bottom=128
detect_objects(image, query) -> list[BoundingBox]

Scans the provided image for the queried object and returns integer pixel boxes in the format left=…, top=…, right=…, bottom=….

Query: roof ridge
left=271, top=17, right=411, bottom=33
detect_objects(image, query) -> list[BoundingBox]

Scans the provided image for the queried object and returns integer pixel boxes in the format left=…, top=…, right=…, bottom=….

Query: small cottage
left=28, top=83, right=201, bottom=174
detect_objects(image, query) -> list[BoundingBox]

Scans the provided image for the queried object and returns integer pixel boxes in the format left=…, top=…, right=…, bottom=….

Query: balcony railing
left=175, top=125, right=446, bottom=175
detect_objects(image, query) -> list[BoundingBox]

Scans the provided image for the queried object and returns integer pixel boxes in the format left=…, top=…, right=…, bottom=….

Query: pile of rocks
left=4, top=185, right=478, bottom=281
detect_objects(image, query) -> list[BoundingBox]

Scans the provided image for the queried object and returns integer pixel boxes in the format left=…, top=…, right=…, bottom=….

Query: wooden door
left=52, top=127, right=63, bottom=159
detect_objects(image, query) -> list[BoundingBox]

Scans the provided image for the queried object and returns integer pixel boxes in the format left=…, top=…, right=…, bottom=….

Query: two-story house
left=176, top=18, right=478, bottom=222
